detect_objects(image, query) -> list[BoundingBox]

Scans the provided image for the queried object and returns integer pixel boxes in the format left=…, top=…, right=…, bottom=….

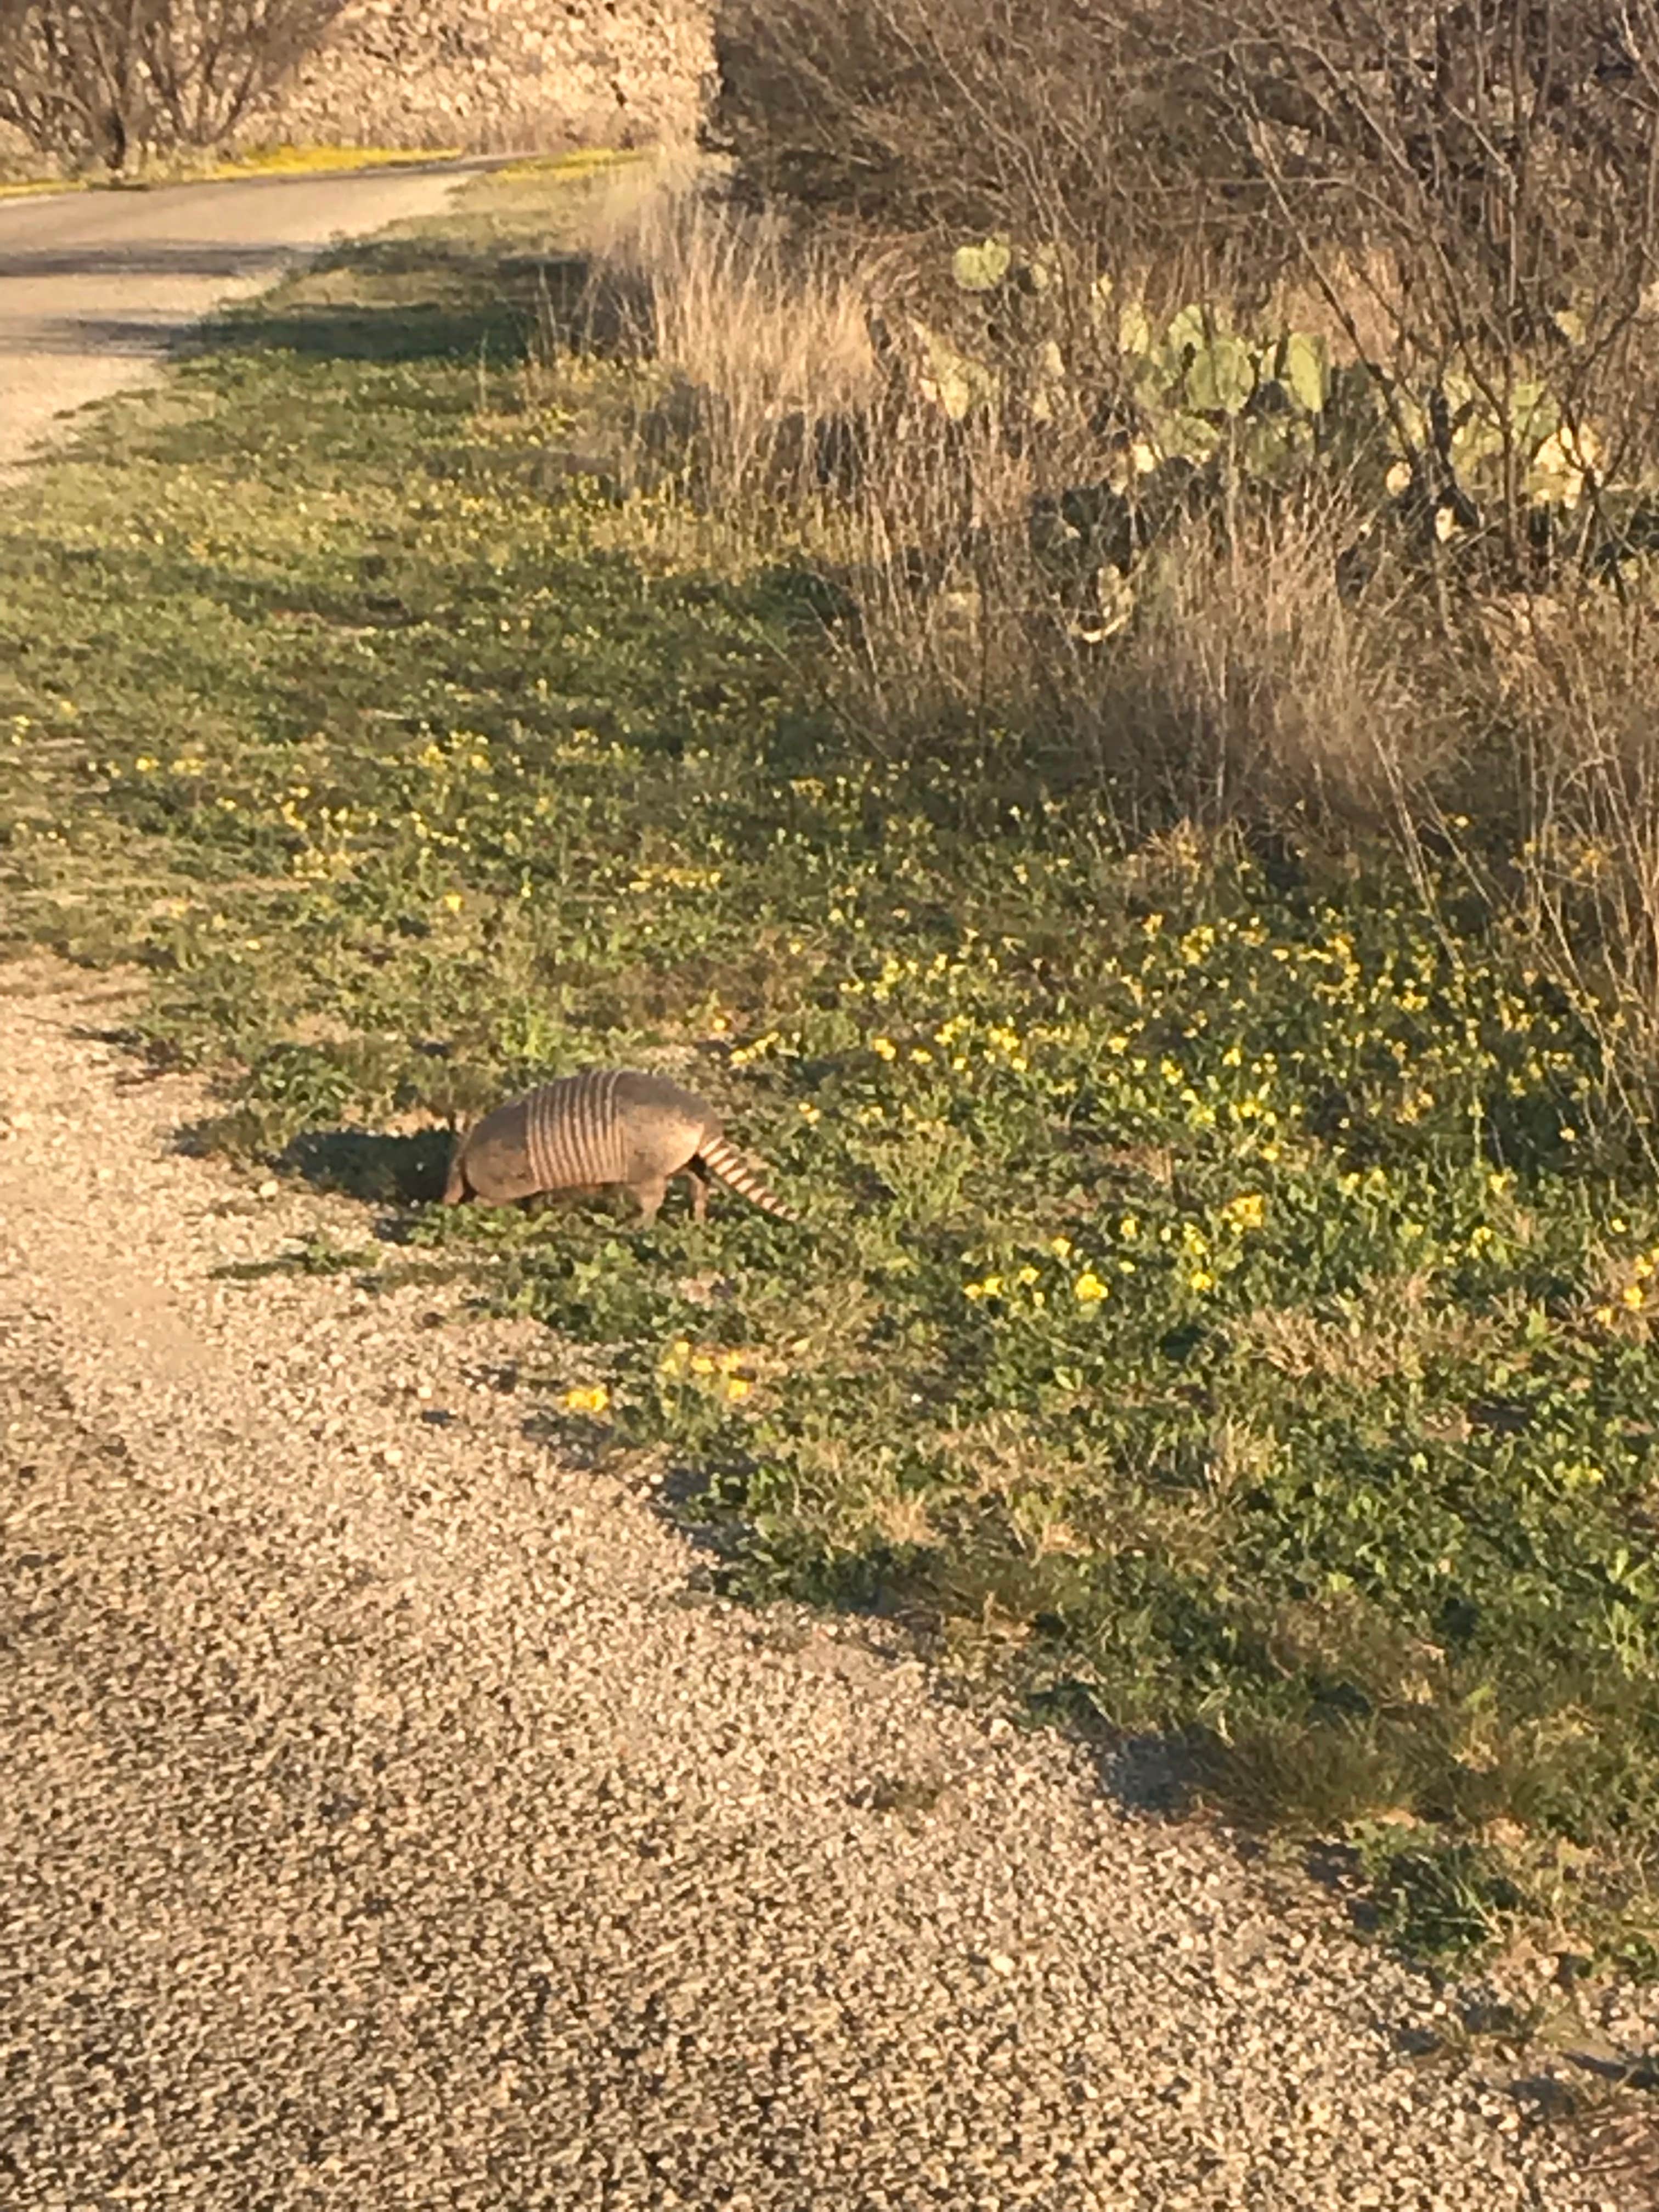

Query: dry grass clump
left=1068, top=494, right=1438, bottom=832
left=1447, top=596, right=1659, bottom=1086
left=578, top=153, right=885, bottom=520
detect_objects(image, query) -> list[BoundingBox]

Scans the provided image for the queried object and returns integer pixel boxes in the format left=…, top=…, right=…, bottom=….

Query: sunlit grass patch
left=489, top=149, right=646, bottom=185
left=203, top=144, right=465, bottom=181
left=0, top=175, right=81, bottom=199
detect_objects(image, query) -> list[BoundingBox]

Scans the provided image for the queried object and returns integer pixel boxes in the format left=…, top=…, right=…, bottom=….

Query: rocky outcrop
left=245, top=0, right=714, bottom=153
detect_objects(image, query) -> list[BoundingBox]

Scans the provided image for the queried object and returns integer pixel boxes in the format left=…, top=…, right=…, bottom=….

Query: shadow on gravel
left=0, top=314, right=238, bottom=357
left=599, top=1450, right=1215, bottom=1825
left=168, top=1120, right=453, bottom=1212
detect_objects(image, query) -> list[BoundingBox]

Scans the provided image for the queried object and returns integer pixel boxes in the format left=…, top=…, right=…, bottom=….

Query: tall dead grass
left=1068, top=496, right=1439, bottom=831
left=1444, top=599, right=1659, bottom=1085
left=579, top=154, right=884, bottom=522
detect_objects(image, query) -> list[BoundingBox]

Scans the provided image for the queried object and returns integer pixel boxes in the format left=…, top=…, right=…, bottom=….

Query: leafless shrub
left=0, top=0, right=347, bottom=171
left=1188, top=0, right=1659, bottom=582
left=569, top=29, right=1659, bottom=1049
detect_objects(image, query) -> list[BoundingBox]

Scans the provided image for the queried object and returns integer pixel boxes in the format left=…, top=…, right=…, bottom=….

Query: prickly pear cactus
left=909, top=229, right=1638, bottom=608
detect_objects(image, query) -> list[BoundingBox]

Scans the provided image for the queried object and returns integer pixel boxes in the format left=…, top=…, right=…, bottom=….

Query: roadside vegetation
left=6, top=7, right=1659, bottom=1980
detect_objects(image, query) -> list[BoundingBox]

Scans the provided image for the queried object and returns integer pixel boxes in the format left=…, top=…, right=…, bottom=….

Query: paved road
left=0, top=163, right=482, bottom=471
left=1, top=969, right=1640, bottom=2210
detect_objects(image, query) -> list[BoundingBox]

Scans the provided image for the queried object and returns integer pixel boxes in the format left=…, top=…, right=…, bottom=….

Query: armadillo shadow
left=280, top=1126, right=455, bottom=1214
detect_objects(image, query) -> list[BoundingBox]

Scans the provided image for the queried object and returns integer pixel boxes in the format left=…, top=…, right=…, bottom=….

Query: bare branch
left=0, top=0, right=349, bottom=171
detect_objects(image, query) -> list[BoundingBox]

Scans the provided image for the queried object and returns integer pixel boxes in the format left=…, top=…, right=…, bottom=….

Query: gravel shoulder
left=0, top=164, right=484, bottom=472
left=0, top=963, right=1644, bottom=2209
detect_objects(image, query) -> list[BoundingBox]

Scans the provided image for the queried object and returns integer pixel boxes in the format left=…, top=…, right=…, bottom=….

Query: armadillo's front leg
left=630, top=1174, right=669, bottom=1224
left=686, top=1162, right=710, bottom=1223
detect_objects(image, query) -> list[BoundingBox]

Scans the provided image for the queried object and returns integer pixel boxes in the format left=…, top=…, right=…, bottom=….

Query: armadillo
left=442, top=1068, right=797, bottom=1224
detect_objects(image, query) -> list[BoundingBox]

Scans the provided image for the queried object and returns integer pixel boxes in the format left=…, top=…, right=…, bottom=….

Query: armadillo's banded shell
left=522, top=1068, right=635, bottom=1191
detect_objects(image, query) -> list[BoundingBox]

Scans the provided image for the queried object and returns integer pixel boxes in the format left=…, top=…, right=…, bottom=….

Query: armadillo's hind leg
left=685, top=1160, right=710, bottom=1223
left=629, top=1173, right=669, bottom=1224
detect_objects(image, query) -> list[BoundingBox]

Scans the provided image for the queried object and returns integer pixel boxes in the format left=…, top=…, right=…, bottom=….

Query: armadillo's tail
left=697, top=1133, right=799, bottom=1223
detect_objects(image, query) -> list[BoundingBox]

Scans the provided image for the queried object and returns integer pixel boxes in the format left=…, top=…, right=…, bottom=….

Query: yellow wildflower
left=1189, top=1269, right=1215, bottom=1293
left=723, top=1376, right=752, bottom=1403
left=1050, top=1235, right=1073, bottom=1259
left=871, top=1036, right=897, bottom=1060
left=561, top=1384, right=610, bottom=1415
left=1623, top=1284, right=1645, bottom=1310
left=1073, top=1273, right=1108, bottom=1304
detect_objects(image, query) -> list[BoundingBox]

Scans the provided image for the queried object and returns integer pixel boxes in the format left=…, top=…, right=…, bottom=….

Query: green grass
left=4, top=163, right=1659, bottom=1972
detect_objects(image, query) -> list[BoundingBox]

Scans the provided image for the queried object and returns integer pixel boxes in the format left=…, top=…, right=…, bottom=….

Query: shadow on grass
left=281, top=1125, right=455, bottom=1207
left=194, top=240, right=646, bottom=369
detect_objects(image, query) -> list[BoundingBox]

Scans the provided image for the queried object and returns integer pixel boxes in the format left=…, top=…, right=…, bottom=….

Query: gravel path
left=0, top=966, right=1645, bottom=2210
left=0, top=163, right=486, bottom=472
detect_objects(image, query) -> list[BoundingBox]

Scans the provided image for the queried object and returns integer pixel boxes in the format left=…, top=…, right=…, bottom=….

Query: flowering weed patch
left=3, top=170, right=1658, bottom=1965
